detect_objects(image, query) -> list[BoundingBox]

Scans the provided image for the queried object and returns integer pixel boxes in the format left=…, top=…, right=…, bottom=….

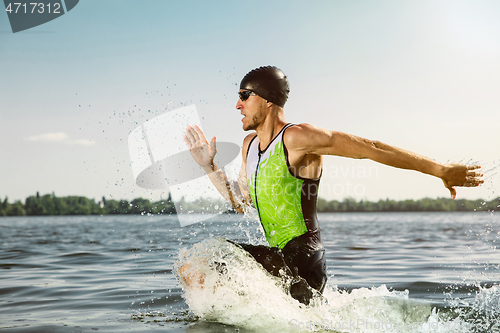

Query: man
left=183, top=66, right=483, bottom=304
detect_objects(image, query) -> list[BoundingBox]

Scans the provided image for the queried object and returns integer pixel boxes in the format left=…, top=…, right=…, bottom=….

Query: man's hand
left=441, top=164, right=484, bottom=199
left=183, top=125, right=248, bottom=213
left=184, top=125, right=217, bottom=171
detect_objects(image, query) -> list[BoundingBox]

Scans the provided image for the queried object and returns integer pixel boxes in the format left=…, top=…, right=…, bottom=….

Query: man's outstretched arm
left=285, top=124, right=484, bottom=199
left=183, top=125, right=252, bottom=213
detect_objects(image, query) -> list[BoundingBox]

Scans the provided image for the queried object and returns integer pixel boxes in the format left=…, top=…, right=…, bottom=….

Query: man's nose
left=236, top=99, right=243, bottom=109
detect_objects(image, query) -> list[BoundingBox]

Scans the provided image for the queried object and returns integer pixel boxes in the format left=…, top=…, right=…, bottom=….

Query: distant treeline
left=317, top=197, right=499, bottom=212
left=0, top=192, right=176, bottom=216
left=0, top=192, right=498, bottom=216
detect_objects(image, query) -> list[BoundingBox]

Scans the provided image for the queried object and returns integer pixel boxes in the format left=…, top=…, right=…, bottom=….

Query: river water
left=1, top=212, right=499, bottom=332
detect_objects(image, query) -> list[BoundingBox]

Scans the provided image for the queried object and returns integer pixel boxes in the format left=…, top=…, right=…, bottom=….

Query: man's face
left=236, top=89, right=267, bottom=131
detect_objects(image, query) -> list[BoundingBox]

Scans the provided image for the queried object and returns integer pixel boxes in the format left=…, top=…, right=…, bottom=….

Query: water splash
left=172, top=238, right=500, bottom=333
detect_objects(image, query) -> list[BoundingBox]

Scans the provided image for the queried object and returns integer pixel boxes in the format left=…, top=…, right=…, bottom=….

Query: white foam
left=175, top=238, right=498, bottom=332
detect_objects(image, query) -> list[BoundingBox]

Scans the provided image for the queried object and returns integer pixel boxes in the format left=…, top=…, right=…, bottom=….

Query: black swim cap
left=240, top=66, right=290, bottom=108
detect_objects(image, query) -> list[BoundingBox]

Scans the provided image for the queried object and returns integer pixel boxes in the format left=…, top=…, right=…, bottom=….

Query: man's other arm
left=285, top=123, right=484, bottom=199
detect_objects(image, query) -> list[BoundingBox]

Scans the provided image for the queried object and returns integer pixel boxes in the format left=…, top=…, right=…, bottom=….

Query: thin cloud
left=24, top=132, right=97, bottom=146
left=25, top=132, right=68, bottom=142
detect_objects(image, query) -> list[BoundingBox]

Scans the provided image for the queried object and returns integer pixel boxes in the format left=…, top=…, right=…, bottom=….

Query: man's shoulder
left=284, top=123, right=319, bottom=148
left=241, top=132, right=258, bottom=162
left=286, top=123, right=316, bottom=134
left=243, top=132, right=257, bottom=148
left=243, top=132, right=257, bottom=142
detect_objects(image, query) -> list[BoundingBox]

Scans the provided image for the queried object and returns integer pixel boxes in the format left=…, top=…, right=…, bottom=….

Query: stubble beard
left=243, top=115, right=260, bottom=131
left=243, top=102, right=265, bottom=131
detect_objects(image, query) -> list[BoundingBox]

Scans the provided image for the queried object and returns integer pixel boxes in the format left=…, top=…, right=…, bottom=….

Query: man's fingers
left=183, top=135, right=192, bottom=147
left=467, top=170, right=483, bottom=178
left=188, top=125, right=202, bottom=142
left=192, top=124, right=208, bottom=142
left=185, top=126, right=198, bottom=144
left=210, top=136, right=217, bottom=157
left=448, top=186, right=457, bottom=200
left=464, top=166, right=484, bottom=187
left=442, top=178, right=457, bottom=199
left=464, top=176, right=484, bottom=187
left=467, top=165, right=481, bottom=171
left=186, top=125, right=211, bottom=146
left=443, top=164, right=484, bottom=198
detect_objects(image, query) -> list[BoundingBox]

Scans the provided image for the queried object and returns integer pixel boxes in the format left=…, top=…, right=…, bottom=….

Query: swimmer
left=183, top=66, right=484, bottom=305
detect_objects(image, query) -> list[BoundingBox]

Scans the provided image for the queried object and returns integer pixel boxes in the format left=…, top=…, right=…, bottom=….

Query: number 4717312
left=5, top=2, right=62, bottom=14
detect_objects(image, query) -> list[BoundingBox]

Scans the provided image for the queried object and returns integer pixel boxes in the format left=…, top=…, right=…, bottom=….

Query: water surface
left=1, top=212, right=499, bottom=332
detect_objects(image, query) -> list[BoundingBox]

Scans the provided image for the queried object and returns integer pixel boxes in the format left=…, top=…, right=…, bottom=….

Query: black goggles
left=238, top=90, right=257, bottom=101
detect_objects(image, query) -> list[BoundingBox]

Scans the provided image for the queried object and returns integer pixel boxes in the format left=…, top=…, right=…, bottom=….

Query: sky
left=1, top=0, right=499, bottom=205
